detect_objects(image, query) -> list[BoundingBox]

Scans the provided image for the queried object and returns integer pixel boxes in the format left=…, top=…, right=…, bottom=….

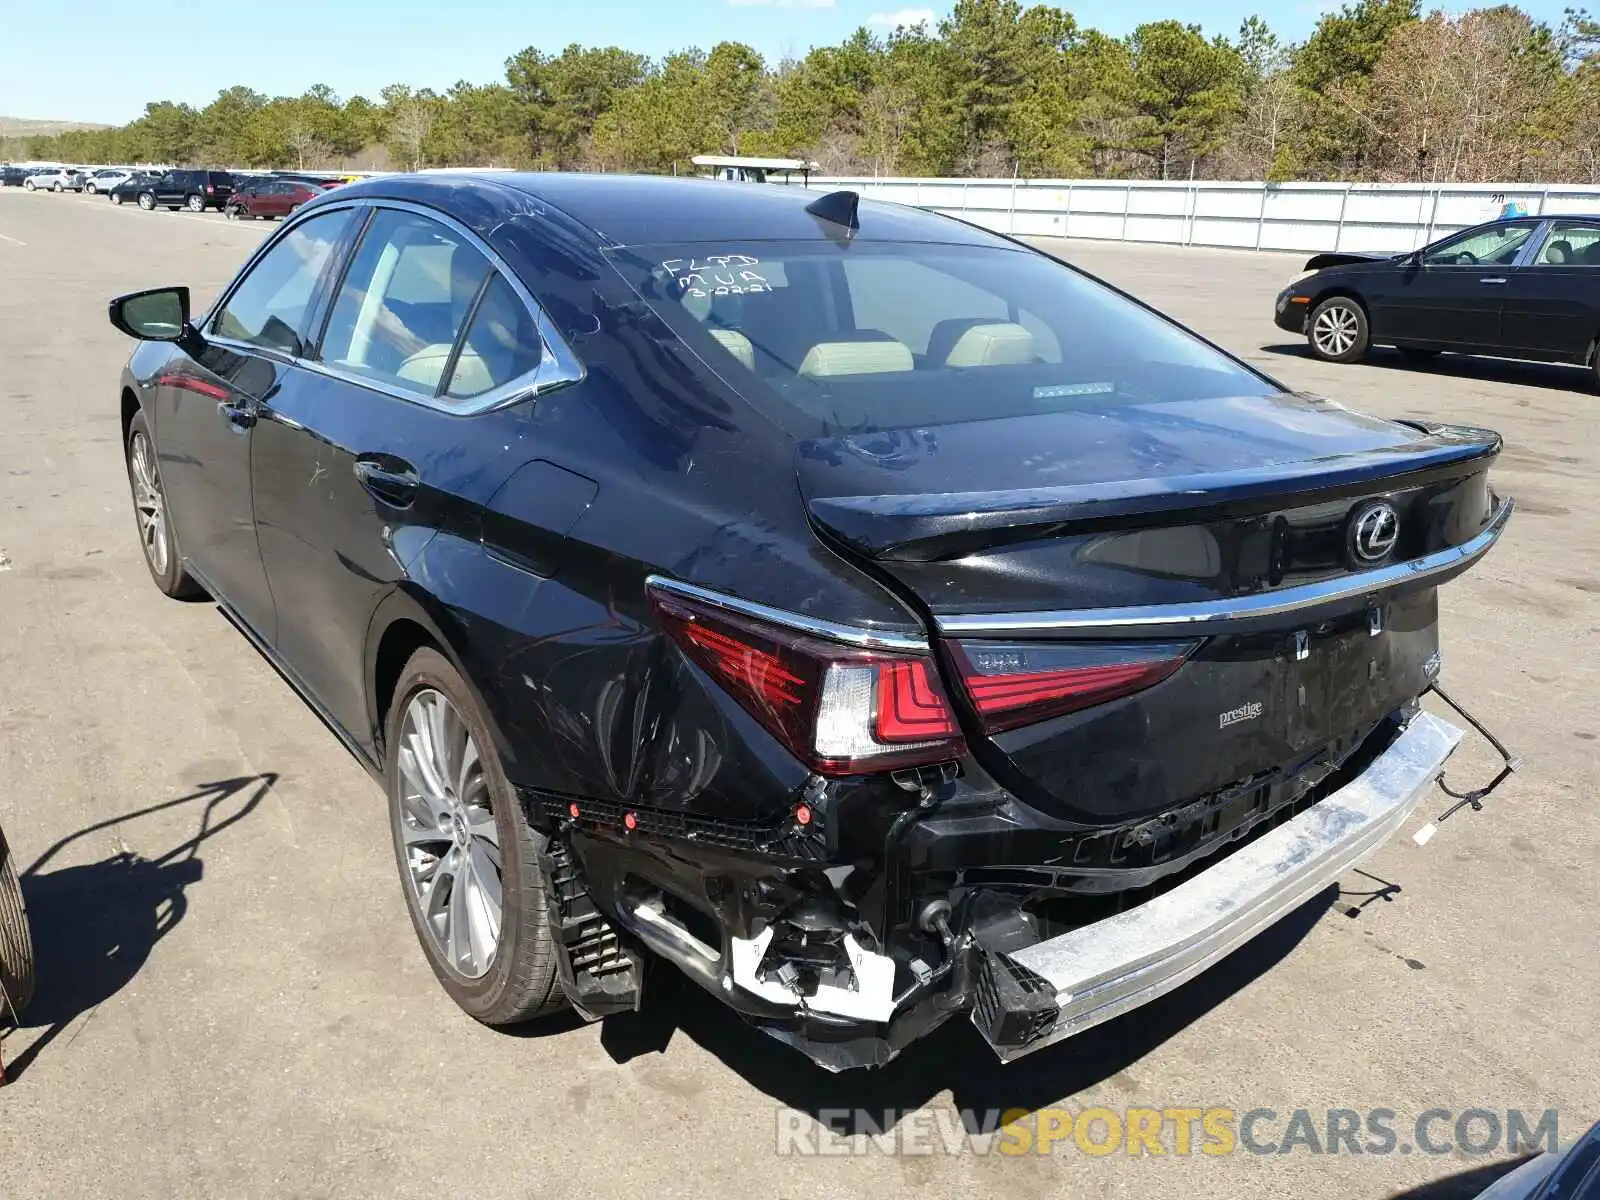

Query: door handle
left=216, top=400, right=255, bottom=432
left=354, top=458, right=420, bottom=508
left=1478, top=276, right=1508, bottom=285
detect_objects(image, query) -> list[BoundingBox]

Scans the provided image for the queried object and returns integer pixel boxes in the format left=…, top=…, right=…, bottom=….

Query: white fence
left=811, top=177, right=1600, bottom=254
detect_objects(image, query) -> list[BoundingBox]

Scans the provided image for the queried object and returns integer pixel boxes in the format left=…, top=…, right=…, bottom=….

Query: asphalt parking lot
left=0, top=187, right=1594, bottom=1200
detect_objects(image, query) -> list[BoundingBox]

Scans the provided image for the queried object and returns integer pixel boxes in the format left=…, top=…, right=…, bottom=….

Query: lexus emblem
left=1348, top=500, right=1400, bottom=565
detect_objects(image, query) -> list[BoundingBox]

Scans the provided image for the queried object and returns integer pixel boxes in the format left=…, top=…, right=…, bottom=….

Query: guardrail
left=811, top=177, right=1600, bottom=253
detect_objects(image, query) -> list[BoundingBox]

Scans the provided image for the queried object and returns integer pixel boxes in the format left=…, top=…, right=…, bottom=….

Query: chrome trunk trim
left=938, top=498, right=1513, bottom=637
left=644, top=574, right=930, bottom=652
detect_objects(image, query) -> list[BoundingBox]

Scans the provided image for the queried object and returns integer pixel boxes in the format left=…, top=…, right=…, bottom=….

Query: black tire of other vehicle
left=0, top=825, right=35, bottom=1020
left=185, top=194, right=204, bottom=212
left=51, top=182, right=61, bottom=192
left=86, top=183, right=97, bottom=194
left=110, top=192, right=123, bottom=205
left=1307, top=296, right=1371, bottom=363
left=124, top=410, right=203, bottom=599
left=137, top=192, right=154, bottom=210
left=22, top=180, right=34, bottom=191
left=1399, top=347, right=1441, bottom=360
left=385, top=647, right=567, bottom=1027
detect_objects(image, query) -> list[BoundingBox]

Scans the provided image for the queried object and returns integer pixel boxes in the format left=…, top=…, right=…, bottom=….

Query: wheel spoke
left=445, top=860, right=470, bottom=970
left=466, top=806, right=498, bottom=851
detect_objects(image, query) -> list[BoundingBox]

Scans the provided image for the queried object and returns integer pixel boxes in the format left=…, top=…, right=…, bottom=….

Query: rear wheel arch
left=364, top=592, right=505, bottom=768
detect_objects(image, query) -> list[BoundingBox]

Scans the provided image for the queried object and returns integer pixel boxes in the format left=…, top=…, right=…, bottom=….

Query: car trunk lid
left=796, top=393, right=1506, bottom=824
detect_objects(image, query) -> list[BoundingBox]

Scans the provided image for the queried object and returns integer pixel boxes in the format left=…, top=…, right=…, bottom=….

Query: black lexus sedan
left=108, top=173, right=1511, bottom=1070
left=1276, top=214, right=1600, bottom=381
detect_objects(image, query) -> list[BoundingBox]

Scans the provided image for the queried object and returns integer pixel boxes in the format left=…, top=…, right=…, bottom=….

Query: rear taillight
left=952, top=640, right=1196, bottom=734
left=648, top=584, right=964, bottom=776
left=205, top=183, right=214, bottom=193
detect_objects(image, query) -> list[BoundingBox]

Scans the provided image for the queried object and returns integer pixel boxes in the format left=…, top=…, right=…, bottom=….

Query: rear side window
left=210, top=209, right=352, bottom=355
left=608, top=240, right=1273, bottom=435
left=444, top=273, right=543, bottom=402
left=1533, top=220, right=1600, bottom=266
left=318, top=209, right=492, bottom=396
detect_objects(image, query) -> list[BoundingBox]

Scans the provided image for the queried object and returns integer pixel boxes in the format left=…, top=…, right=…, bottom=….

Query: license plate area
left=1284, top=591, right=1440, bottom=752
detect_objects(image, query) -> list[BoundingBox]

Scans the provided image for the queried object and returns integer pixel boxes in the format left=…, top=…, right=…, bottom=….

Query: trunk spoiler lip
left=805, top=427, right=1501, bottom=562
left=936, top=494, right=1514, bottom=639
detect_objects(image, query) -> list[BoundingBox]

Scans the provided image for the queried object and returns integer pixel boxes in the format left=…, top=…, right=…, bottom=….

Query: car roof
left=326, top=171, right=1012, bottom=250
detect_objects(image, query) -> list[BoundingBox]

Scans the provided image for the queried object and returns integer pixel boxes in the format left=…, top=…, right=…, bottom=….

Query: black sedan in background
left=106, top=171, right=162, bottom=206
left=1276, top=215, right=1600, bottom=381
left=107, top=173, right=1509, bottom=1071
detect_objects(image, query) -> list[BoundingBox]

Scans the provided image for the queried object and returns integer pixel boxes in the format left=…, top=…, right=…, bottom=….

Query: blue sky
left=0, top=0, right=1579, bottom=125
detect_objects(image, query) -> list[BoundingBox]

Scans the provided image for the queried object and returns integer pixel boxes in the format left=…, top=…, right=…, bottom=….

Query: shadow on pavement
left=598, top=883, right=1336, bottom=1131
left=1386, top=1154, right=1538, bottom=1199
left=1259, top=343, right=1592, bottom=393
left=1, top=773, right=276, bottom=1083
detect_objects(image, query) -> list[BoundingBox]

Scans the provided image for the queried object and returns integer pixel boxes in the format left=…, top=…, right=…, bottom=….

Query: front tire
left=1307, top=296, right=1370, bottom=363
left=22, top=179, right=34, bottom=191
left=386, top=648, right=566, bottom=1026
left=0, top=824, right=35, bottom=1020
left=86, top=183, right=98, bottom=195
left=125, top=410, right=202, bottom=598
left=137, top=192, right=155, bottom=210
left=51, top=182, right=62, bottom=193
left=110, top=192, right=124, bottom=205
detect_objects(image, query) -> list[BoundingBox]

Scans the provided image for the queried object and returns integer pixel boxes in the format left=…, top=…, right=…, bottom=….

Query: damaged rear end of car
left=531, top=219, right=1512, bottom=1071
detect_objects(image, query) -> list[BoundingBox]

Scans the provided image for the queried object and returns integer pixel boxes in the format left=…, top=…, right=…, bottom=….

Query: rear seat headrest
left=942, top=322, right=1035, bottom=367
left=798, top=334, right=913, bottom=378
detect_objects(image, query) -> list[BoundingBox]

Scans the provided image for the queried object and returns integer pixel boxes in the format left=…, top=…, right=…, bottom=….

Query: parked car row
left=3, top=164, right=347, bottom=217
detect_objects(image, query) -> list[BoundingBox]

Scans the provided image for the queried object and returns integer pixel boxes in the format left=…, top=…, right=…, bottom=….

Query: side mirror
left=109, top=286, right=191, bottom=342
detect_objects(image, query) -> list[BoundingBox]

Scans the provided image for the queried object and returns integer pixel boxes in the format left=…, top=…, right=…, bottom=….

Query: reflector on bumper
left=978, top=710, right=1465, bottom=1060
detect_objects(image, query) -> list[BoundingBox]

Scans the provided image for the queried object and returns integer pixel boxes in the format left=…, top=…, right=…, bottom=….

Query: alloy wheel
left=187, top=194, right=204, bottom=212
left=1312, top=304, right=1360, bottom=358
left=138, top=193, right=154, bottom=210
left=393, top=689, right=502, bottom=981
left=128, top=430, right=169, bottom=577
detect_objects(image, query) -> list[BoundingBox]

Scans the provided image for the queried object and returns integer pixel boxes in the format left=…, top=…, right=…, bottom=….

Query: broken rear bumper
left=977, top=709, right=1463, bottom=1059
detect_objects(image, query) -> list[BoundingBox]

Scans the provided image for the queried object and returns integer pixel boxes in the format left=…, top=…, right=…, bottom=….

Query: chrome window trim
left=645, top=575, right=929, bottom=653
left=204, top=196, right=584, bottom=416
left=937, top=496, right=1514, bottom=637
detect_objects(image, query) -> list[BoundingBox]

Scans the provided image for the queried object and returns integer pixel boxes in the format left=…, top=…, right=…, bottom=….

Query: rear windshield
left=606, top=240, right=1276, bottom=435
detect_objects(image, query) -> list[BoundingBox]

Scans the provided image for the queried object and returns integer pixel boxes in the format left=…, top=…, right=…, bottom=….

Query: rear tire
left=1307, top=296, right=1370, bottom=363
left=385, top=648, right=567, bottom=1027
left=110, top=192, right=124, bottom=205
left=86, top=183, right=98, bottom=195
left=137, top=192, right=155, bottom=210
left=0, top=824, right=35, bottom=1021
left=125, top=410, right=203, bottom=599
left=185, top=194, right=204, bottom=212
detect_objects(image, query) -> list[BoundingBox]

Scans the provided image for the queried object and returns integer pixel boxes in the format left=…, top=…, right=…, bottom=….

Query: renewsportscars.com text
left=776, top=1107, right=1563, bottom=1158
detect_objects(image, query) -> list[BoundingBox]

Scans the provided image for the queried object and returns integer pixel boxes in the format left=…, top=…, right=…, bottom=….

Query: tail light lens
left=648, top=584, right=964, bottom=776
left=952, top=640, right=1196, bottom=734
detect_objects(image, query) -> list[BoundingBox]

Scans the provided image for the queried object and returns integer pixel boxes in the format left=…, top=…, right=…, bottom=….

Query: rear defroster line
left=1411, top=683, right=1521, bottom=846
